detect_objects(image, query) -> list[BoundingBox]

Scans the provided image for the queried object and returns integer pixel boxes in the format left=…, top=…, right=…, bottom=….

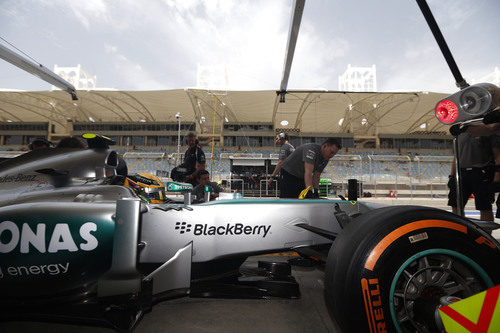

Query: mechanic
left=267, top=132, right=295, bottom=189
left=280, top=138, right=341, bottom=199
left=176, top=132, right=206, bottom=186
left=451, top=115, right=500, bottom=218
left=447, top=131, right=494, bottom=221
left=192, top=169, right=223, bottom=202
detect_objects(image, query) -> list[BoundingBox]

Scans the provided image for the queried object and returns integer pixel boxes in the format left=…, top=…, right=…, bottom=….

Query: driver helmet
left=124, top=173, right=166, bottom=204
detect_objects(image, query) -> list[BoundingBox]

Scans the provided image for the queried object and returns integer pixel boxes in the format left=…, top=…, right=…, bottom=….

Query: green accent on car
left=199, top=199, right=346, bottom=205
left=389, top=249, right=494, bottom=333
left=155, top=203, right=186, bottom=210
left=166, top=181, right=193, bottom=192
left=204, top=185, right=213, bottom=193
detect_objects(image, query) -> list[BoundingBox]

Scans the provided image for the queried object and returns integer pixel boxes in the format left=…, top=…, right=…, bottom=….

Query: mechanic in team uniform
left=280, top=138, right=341, bottom=199
left=267, top=132, right=295, bottom=188
left=448, top=132, right=494, bottom=221
left=452, top=117, right=500, bottom=219
left=181, top=132, right=206, bottom=186
left=192, top=169, right=223, bottom=202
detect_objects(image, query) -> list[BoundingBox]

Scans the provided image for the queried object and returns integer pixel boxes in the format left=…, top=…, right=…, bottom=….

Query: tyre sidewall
left=325, top=206, right=500, bottom=333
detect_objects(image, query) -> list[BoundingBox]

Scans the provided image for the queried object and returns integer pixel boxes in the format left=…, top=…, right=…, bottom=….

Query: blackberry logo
left=174, top=222, right=271, bottom=238
left=175, top=222, right=192, bottom=234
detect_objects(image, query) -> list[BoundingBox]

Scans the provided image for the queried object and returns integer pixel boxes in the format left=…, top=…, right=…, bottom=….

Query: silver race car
left=1, top=1, right=500, bottom=332
left=1, top=121, right=500, bottom=333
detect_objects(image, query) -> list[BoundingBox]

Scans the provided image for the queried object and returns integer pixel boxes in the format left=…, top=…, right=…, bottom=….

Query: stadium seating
left=119, top=147, right=453, bottom=186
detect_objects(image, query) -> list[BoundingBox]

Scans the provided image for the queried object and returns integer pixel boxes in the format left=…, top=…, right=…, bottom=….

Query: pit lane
left=0, top=254, right=340, bottom=333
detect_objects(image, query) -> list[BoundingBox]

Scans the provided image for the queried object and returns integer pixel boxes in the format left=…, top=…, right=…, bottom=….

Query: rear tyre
left=324, top=205, right=500, bottom=332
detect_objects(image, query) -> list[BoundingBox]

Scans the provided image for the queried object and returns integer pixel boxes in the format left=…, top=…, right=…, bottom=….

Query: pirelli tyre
left=324, top=205, right=500, bottom=333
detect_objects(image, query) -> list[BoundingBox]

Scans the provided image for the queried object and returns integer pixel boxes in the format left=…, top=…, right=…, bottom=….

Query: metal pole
left=0, top=43, right=78, bottom=100
left=369, top=157, right=372, bottom=182
left=417, top=158, right=421, bottom=180
left=266, top=161, right=269, bottom=196
left=277, top=0, right=306, bottom=102
left=453, top=136, right=464, bottom=216
left=395, top=171, right=398, bottom=197
left=176, top=114, right=181, bottom=166
left=210, top=95, right=216, bottom=179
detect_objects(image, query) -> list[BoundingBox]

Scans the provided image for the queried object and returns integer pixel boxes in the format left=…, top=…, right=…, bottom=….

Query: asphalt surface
left=0, top=255, right=339, bottom=333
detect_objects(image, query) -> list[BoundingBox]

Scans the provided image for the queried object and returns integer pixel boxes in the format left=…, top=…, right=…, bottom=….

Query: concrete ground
left=0, top=255, right=339, bottom=333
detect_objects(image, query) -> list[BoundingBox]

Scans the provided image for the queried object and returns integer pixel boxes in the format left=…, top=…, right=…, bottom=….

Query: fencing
left=362, top=154, right=452, bottom=198
left=325, top=154, right=363, bottom=182
left=122, top=152, right=167, bottom=175
left=414, top=155, right=453, bottom=183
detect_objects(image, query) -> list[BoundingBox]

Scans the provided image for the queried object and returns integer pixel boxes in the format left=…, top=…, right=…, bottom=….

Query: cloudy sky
left=0, top=0, right=498, bottom=93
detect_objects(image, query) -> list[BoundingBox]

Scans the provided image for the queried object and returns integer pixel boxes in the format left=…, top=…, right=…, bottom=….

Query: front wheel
left=324, top=205, right=500, bottom=332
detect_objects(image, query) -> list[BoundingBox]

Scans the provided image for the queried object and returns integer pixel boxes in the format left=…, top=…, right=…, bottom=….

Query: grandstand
left=0, top=88, right=456, bottom=198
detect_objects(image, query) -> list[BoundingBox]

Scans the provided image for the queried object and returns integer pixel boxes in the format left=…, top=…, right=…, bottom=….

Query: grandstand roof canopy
left=0, top=89, right=450, bottom=136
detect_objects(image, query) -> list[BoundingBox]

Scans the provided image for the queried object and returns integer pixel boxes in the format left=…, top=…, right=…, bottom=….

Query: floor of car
left=0, top=254, right=340, bottom=333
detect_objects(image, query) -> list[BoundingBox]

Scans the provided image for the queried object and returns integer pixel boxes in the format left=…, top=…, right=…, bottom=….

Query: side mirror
left=435, top=83, right=499, bottom=125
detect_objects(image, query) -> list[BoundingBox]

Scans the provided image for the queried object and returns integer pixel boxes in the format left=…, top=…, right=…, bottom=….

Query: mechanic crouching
left=192, top=170, right=223, bottom=203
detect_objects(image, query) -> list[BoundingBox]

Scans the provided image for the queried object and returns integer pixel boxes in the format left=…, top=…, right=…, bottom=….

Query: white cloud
left=429, top=0, right=475, bottom=31
left=147, top=0, right=290, bottom=89
left=151, top=0, right=350, bottom=90
left=106, top=47, right=165, bottom=89
left=67, top=0, right=109, bottom=30
left=104, top=44, right=117, bottom=54
left=290, top=19, right=350, bottom=89
left=404, top=44, right=435, bottom=60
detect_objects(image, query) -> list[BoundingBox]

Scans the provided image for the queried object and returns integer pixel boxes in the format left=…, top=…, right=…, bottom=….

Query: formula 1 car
left=2, top=2, right=500, bottom=333
left=1, top=117, right=500, bottom=333
left=1, top=134, right=500, bottom=333
left=1, top=113, right=500, bottom=331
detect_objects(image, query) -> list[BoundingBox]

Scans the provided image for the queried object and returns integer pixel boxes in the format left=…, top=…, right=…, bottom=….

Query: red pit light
left=436, top=100, right=458, bottom=124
